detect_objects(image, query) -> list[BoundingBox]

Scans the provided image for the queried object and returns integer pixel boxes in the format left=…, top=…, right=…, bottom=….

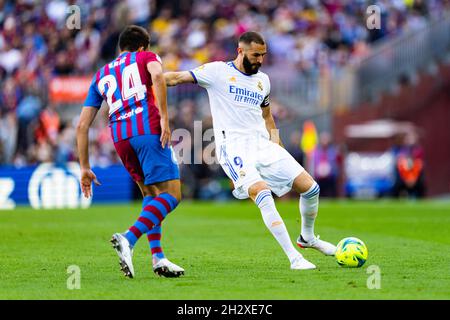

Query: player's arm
left=76, top=106, right=101, bottom=198
left=262, top=105, right=284, bottom=148
left=164, top=71, right=195, bottom=87
left=147, top=61, right=171, bottom=148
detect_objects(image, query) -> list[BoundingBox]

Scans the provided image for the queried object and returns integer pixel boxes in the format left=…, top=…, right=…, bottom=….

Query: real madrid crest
left=257, top=81, right=263, bottom=91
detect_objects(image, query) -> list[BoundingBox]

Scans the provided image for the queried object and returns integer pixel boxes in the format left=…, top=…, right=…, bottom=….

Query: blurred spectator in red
left=35, top=103, right=60, bottom=146
left=313, top=132, right=340, bottom=198
left=393, top=133, right=426, bottom=198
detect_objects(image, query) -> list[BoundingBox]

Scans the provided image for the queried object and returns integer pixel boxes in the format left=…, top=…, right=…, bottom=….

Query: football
left=335, top=237, right=368, bottom=267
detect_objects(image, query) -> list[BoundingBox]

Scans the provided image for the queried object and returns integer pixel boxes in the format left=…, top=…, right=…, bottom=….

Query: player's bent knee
left=153, top=179, right=182, bottom=204
left=248, top=181, right=270, bottom=201
left=141, top=186, right=157, bottom=198
left=161, top=187, right=181, bottom=204
left=171, top=190, right=182, bottom=204
left=299, top=181, right=320, bottom=200
left=166, top=182, right=182, bottom=204
left=292, top=171, right=316, bottom=194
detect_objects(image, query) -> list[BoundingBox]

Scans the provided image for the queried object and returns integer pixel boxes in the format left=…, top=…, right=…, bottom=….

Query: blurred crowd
left=0, top=0, right=446, bottom=198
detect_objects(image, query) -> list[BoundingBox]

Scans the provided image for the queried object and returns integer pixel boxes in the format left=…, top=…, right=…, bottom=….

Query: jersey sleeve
left=260, top=75, right=271, bottom=108
left=83, top=75, right=103, bottom=108
left=261, top=94, right=270, bottom=108
left=189, top=62, right=220, bottom=88
left=140, top=51, right=162, bottom=65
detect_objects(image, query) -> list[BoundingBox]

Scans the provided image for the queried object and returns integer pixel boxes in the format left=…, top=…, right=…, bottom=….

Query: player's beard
left=243, top=54, right=261, bottom=75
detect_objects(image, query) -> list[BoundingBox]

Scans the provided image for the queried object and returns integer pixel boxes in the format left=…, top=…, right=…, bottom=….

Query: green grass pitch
left=1, top=200, right=449, bottom=299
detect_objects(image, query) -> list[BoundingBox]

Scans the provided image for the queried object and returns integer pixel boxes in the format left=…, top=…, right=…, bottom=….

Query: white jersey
left=190, top=61, right=304, bottom=199
left=190, top=61, right=271, bottom=144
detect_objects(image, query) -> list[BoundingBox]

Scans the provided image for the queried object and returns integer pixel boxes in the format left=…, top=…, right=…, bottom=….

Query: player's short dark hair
left=118, top=25, right=150, bottom=52
left=238, top=31, right=265, bottom=46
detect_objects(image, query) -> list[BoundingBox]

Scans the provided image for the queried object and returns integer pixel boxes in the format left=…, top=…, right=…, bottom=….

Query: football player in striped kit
left=77, top=25, right=184, bottom=278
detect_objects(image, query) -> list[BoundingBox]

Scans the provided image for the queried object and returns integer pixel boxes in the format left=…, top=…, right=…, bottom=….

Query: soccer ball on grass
left=335, top=237, right=368, bottom=268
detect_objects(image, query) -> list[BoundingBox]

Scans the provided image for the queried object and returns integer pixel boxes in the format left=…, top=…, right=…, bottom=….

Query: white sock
left=300, top=182, right=320, bottom=242
left=255, top=190, right=300, bottom=263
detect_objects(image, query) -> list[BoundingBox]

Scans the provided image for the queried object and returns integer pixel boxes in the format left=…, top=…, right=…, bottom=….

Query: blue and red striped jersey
left=84, top=51, right=162, bottom=142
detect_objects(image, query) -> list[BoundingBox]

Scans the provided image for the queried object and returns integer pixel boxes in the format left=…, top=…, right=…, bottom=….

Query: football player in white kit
left=164, top=32, right=336, bottom=270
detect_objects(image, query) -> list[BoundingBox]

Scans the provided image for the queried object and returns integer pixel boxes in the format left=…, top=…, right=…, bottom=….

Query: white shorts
left=217, top=136, right=304, bottom=199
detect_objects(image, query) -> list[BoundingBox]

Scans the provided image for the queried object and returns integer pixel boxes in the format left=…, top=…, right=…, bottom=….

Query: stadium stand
left=0, top=0, right=449, bottom=198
